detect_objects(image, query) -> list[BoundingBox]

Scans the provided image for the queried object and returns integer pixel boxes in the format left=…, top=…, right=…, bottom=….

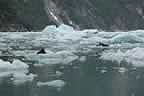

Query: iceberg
left=111, top=33, right=144, bottom=43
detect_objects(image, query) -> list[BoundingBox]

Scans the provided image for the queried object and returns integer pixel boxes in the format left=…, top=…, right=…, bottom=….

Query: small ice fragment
left=34, top=64, right=44, bottom=67
left=118, top=67, right=127, bottom=73
left=79, top=56, right=86, bottom=62
left=37, top=80, right=66, bottom=90
left=56, top=71, right=63, bottom=77
left=100, top=70, right=107, bottom=73
left=42, top=25, right=57, bottom=33
left=13, top=73, right=35, bottom=85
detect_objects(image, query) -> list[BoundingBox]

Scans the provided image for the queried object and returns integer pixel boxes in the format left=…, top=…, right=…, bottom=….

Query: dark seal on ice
left=37, top=48, right=46, bottom=54
left=97, top=42, right=109, bottom=47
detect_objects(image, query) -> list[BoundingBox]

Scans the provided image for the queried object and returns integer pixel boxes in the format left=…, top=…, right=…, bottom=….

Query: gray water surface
left=0, top=55, right=143, bottom=96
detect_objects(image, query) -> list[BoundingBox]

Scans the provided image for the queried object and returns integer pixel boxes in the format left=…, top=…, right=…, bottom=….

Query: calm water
left=0, top=55, right=144, bottom=96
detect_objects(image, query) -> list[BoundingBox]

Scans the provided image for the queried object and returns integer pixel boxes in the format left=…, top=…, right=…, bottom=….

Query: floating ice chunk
left=45, top=50, right=55, bottom=55
left=39, top=57, right=62, bottom=65
left=0, top=59, right=29, bottom=79
left=28, top=50, right=78, bottom=65
left=80, top=36, right=109, bottom=45
left=0, top=59, right=33, bottom=85
left=56, top=24, right=86, bottom=41
left=37, top=80, right=65, bottom=91
left=42, top=24, right=85, bottom=42
left=38, top=51, right=78, bottom=65
left=12, top=59, right=29, bottom=70
left=118, top=67, right=127, bottom=73
left=13, top=73, right=35, bottom=85
left=0, top=59, right=28, bottom=71
left=100, top=47, right=144, bottom=67
left=56, top=71, right=63, bottom=77
left=58, top=24, right=74, bottom=33
left=126, top=47, right=144, bottom=60
left=96, top=32, right=119, bottom=38
left=62, top=55, right=78, bottom=64
left=111, top=33, right=144, bottom=43
left=100, top=69, right=107, bottom=73
left=0, top=72, right=12, bottom=78
left=56, top=51, right=78, bottom=64
left=42, top=25, right=58, bottom=40
left=7, top=33, right=26, bottom=39
left=100, top=49, right=125, bottom=64
left=42, top=25, right=57, bottom=33
left=82, top=29, right=98, bottom=33
left=79, top=56, right=87, bottom=62
left=0, top=60, right=13, bottom=70
left=56, top=50, right=74, bottom=56
left=123, top=47, right=144, bottom=67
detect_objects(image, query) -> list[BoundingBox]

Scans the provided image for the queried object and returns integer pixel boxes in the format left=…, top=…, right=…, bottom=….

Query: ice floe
left=1, top=24, right=144, bottom=51
left=27, top=50, right=78, bottom=65
left=0, top=59, right=34, bottom=85
left=1, top=24, right=144, bottom=68
left=110, top=33, right=144, bottom=43
left=0, top=59, right=28, bottom=72
left=37, top=80, right=65, bottom=91
left=12, top=73, right=36, bottom=85
left=100, top=47, right=144, bottom=67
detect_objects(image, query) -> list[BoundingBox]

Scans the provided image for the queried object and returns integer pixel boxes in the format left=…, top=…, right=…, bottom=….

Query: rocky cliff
left=1, top=0, right=144, bottom=31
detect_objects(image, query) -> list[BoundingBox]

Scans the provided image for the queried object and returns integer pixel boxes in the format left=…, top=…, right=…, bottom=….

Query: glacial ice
left=27, top=50, right=78, bottom=65
left=0, top=59, right=28, bottom=72
left=100, top=47, right=144, bottom=67
left=0, top=24, right=144, bottom=78
left=37, top=80, right=65, bottom=91
left=12, top=73, right=35, bottom=85
left=0, top=59, right=34, bottom=85
left=110, top=33, right=144, bottom=43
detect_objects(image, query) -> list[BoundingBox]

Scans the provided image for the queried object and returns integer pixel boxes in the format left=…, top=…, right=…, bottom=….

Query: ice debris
left=100, top=47, right=144, bottom=67
left=0, top=59, right=34, bottom=85
left=12, top=73, right=36, bottom=85
left=37, top=80, right=65, bottom=91
left=111, top=33, right=144, bottom=43
left=27, top=50, right=78, bottom=65
left=0, top=59, right=28, bottom=72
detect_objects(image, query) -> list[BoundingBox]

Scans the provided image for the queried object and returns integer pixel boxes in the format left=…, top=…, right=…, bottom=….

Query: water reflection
left=0, top=56, right=144, bottom=96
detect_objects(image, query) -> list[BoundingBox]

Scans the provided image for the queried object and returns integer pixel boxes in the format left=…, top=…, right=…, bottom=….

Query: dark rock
left=1, top=0, right=144, bottom=31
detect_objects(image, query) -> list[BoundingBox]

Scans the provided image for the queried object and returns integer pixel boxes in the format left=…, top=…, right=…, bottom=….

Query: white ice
left=37, top=80, right=65, bottom=91
left=0, top=59, right=34, bottom=85
left=100, top=47, right=144, bottom=67
left=27, top=50, right=78, bottom=65
left=1, top=24, right=144, bottom=68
